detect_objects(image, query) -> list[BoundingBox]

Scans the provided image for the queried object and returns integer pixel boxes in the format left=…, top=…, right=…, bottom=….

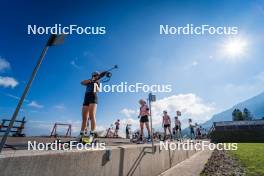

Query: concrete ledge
left=0, top=143, right=197, bottom=176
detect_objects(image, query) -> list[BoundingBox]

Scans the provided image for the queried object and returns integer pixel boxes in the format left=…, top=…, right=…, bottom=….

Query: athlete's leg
left=168, top=127, right=172, bottom=135
left=114, top=129, right=118, bottom=137
left=139, top=122, right=144, bottom=141
left=145, top=122, right=151, bottom=137
left=179, top=129, right=182, bottom=139
left=88, top=103, right=97, bottom=131
left=140, top=122, right=144, bottom=136
left=81, top=106, right=89, bottom=132
left=164, top=127, right=167, bottom=140
left=168, top=126, right=172, bottom=139
left=176, top=130, right=179, bottom=140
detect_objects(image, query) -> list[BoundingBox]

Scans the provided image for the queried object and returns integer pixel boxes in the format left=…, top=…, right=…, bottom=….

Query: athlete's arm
left=81, top=79, right=92, bottom=85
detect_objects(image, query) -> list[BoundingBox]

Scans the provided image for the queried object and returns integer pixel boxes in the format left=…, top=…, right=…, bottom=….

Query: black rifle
left=97, top=65, right=118, bottom=82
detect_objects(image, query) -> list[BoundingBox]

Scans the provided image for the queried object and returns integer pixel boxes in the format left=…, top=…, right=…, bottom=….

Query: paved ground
left=0, top=136, right=132, bottom=150
left=159, top=149, right=213, bottom=176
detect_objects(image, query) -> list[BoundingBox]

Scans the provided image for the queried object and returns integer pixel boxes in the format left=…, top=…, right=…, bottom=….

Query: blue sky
left=0, top=0, right=264, bottom=136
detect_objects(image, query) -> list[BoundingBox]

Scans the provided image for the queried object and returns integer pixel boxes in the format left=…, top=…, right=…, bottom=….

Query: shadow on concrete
left=168, top=143, right=179, bottom=167
left=126, top=147, right=155, bottom=176
left=101, top=146, right=157, bottom=176
left=118, top=147, right=125, bottom=176
left=102, top=150, right=112, bottom=166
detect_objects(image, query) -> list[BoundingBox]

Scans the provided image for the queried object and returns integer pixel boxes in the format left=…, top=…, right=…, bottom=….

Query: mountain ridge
left=202, top=91, right=264, bottom=128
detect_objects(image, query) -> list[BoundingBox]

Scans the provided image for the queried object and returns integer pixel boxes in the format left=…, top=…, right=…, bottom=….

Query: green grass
left=229, top=143, right=264, bottom=176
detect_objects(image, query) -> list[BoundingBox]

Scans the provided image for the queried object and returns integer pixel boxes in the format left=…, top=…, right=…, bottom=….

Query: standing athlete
left=114, top=119, right=120, bottom=137
left=174, top=111, right=182, bottom=141
left=162, top=111, right=172, bottom=140
left=189, top=118, right=195, bottom=140
left=79, top=71, right=100, bottom=143
left=138, top=99, right=151, bottom=142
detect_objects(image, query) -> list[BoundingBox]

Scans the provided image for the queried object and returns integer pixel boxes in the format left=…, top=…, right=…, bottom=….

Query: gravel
left=201, top=149, right=246, bottom=176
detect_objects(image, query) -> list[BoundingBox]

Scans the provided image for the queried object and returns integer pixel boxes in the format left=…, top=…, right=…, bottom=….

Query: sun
left=223, top=38, right=248, bottom=58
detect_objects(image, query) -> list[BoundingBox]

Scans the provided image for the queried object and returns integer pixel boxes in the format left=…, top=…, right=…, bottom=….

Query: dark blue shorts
left=83, top=93, right=98, bottom=106
left=140, top=115, right=149, bottom=123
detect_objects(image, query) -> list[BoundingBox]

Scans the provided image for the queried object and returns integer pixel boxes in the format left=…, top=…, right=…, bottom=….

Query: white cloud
left=118, top=93, right=215, bottom=131
left=28, top=120, right=52, bottom=130
left=184, top=60, right=199, bottom=70
left=118, top=109, right=140, bottom=134
left=151, top=94, right=215, bottom=127
left=191, top=61, right=198, bottom=66
left=28, top=101, right=44, bottom=108
left=209, top=55, right=214, bottom=59
left=0, top=92, right=29, bottom=102
left=254, top=71, right=264, bottom=82
left=28, top=119, right=80, bottom=135
left=119, top=108, right=137, bottom=118
left=54, top=104, right=66, bottom=110
left=0, top=76, right=18, bottom=88
left=25, top=117, right=109, bottom=136
left=0, top=58, right=10, bottom=72
left=70, top=59, right=81, bottom=69
left=2, top=92, right=20, bottom=100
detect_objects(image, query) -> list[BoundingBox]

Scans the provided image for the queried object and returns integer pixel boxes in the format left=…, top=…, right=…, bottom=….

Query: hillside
left=202, top=91, right=264, bottom=128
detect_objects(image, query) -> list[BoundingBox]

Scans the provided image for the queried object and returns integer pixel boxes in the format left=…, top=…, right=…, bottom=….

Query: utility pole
left=148, top=92, right=156, bottom=153
left=0, top=34, right=65, bottom=153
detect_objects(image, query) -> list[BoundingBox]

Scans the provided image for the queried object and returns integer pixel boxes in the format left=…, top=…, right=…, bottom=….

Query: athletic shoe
left=137, top=140, right=144, bottom=144
left=82, top=133, right=94, bottom=144
left=77, top=133, right=84, bottom=142
left=147, top=137, right=152, bottom=142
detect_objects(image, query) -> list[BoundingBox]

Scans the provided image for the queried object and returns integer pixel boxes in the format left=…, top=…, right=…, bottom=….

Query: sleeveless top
left=85, top=81, right=99, bottom=94
left=163, top=115, right=171, bottom=125
left=140, top=104, right=149, bottom=116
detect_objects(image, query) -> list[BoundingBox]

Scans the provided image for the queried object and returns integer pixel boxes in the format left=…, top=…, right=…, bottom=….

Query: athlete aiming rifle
left=79, top=65, right=118, bottom=144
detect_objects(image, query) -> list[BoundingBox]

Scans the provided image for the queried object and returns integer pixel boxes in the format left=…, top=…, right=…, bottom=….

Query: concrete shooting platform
left=0, top=137, right=211, bottom=176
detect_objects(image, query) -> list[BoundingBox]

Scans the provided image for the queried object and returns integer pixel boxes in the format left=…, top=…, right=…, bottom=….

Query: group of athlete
left=79, top=70, right=202, bottom=144
left=137, top=99, right=183, bottom=142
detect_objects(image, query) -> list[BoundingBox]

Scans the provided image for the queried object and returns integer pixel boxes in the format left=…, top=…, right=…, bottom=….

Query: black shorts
left=140, top=115, right=149, bottom=123
left=175, top=125, right=181, bottom=131
left=164, top=124, right=171, bottom=128
left=83, top=93, right=98, bottom=106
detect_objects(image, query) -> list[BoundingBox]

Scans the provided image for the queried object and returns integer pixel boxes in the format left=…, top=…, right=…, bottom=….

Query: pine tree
left=237, top=109, right=243, bottom=120
left=243, top=108, right=253, bottom=120
left=232, top=109, right=243, bottom=121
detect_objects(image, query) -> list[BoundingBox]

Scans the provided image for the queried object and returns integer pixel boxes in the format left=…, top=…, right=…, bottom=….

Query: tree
left=232, top=109, right=237, bottom=121
left=232, top=109, right=243, bottom=121
left=243, top=108, right=253, bottom=121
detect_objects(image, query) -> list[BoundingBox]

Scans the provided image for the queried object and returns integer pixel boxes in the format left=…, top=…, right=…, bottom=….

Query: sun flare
left=223, top=38, right=248, bottom=58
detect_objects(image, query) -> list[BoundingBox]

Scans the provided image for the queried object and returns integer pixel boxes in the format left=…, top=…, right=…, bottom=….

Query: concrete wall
left=0, top=143, right=197, bottom=176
